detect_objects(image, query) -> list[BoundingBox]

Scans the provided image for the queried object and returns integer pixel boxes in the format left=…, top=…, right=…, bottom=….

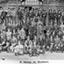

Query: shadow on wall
left=0, top=0, right=8, bottom=4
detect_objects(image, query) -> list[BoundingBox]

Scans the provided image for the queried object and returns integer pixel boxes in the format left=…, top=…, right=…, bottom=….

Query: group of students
left=0, top=6, right=64, bottom=56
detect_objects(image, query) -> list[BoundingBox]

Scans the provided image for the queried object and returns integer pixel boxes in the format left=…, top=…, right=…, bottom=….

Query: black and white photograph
left=0, top=0, right=64, bottom=64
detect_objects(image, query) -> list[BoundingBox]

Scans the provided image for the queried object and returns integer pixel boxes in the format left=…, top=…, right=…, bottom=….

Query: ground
left=0, top=52, right=64, bottom=60
left=0, top=52, right=64, bottom=64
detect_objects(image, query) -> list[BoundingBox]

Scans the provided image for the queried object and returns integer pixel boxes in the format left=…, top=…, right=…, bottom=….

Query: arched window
left=38, top=0, right=47, bottom=4
left=19, top=0, right=26, bottom=3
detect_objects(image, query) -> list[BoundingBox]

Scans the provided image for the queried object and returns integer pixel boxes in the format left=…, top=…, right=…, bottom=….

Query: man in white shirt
left=6, top=28, right=12, bottom=41
left=18, top=27, right=26, bottom=40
